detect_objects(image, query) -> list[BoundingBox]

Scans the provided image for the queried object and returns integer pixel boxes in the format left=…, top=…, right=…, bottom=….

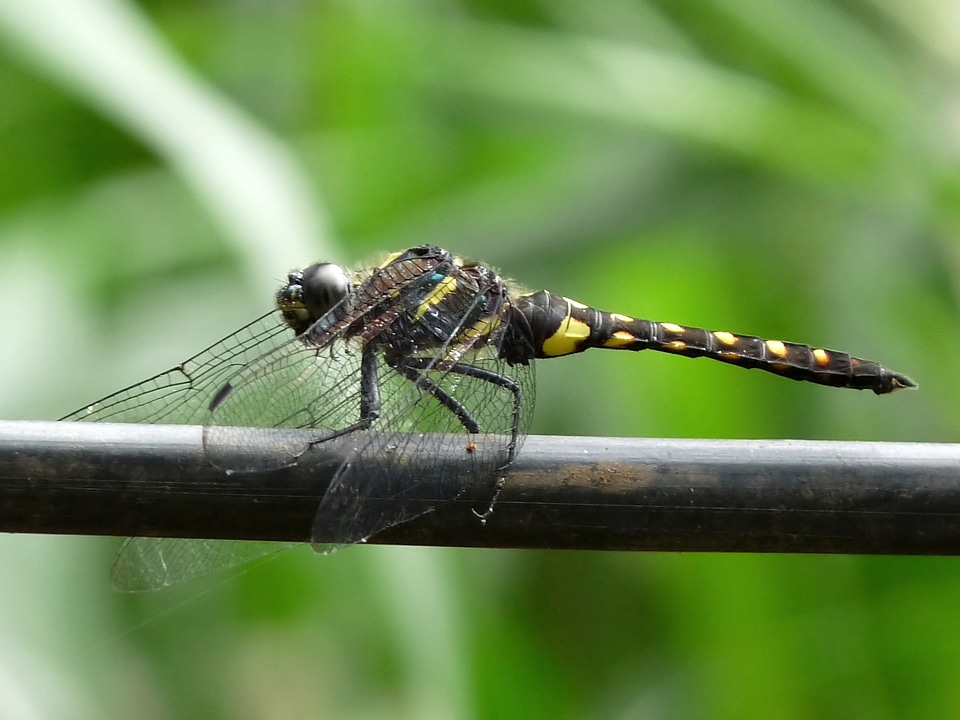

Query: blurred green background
left=0, top=1, right=956, bottom=718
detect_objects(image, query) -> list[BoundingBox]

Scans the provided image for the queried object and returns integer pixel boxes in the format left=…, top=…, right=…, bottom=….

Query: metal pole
left=1, top=420, right=959, bottom=555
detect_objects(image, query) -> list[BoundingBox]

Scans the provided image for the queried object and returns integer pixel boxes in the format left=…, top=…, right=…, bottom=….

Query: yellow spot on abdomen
left=765, top=339, right=787, bottom=358
left=541, top=315, right=591, bottom=357
left=602, top=330, right=636, bottom=349
left=663, top=340, right=687, bottom=351
left=812, top=348, right=830, bottom=366
left=714, top=331, right=737, bottom=346
left=563, top=297, right=588, bottom=310
left=662, top=322, right=685, bottom=334
left=611, top=313, right=634, bottom=323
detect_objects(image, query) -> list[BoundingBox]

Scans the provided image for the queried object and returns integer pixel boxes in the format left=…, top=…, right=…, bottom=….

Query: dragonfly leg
left=390, top=358, right=482, bottom=433
left=399, top=357, right=524, bottom=460
left=397, top=356, right=524, bottom=521
left=304, top=346, right=382, bottom=447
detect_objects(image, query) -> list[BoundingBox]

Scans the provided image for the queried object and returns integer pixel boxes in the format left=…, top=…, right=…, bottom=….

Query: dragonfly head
left=277, top=262, right=351, bottom=335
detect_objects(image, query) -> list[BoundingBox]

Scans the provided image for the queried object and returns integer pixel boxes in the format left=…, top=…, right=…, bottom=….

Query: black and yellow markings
left=413, top=275, right=459, bottom=321
left=460, top=313, right=502, bottom=342
left=601, top=312, right=640, bottom=349
left=762, top=339, right=837, bottom=373
left=712, top=331, right=740, bottom=361
left=598, top=317, right=863, bottom=380
left=764, top=339, right=787, bottom=358
left=656, top=322, right=688, bottom=352
left=601, top=330, right=638, bottom=349
left=535, top=295, right=591, bottom=357
left=761, top=339, right=789, bottom=371
left=812, top=348, right=831, bottom=367
left=508, top=283, right=915, bottom=393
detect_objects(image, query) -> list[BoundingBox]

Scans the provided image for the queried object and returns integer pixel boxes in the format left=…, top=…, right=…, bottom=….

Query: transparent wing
left=67, top=255, right=538, bottom=585
left=204, top=327, right=536, bottom=546
left=312, top=350, right=536, bottom=546
left=61, top=311, right=289, bottom=424
left=111, top=537, right=300, bottom=592
left=62, top=311, right=296, bottom=590
left=201, top=334, right=367, bottom=472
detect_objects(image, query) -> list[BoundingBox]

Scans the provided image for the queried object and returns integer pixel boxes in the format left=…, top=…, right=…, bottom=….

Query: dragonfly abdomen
left=515, top=290, right=915, bottom=394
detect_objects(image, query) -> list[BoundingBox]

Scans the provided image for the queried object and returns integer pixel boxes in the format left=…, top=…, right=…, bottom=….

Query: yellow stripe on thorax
left=460, top=312, right=502, bottom=342
left=413, top=275, right=458, bottom=321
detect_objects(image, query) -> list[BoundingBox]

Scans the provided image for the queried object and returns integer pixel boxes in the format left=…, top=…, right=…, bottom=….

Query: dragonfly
left=63, top=245, right=916, bottom=590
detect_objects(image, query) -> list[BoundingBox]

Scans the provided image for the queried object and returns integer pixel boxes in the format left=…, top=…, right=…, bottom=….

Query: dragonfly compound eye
left=300, top=262, right=350, bottom=320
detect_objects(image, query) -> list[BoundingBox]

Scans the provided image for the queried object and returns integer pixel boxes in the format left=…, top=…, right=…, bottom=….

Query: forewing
left=62, top=311, right=297, bottom=590
left=61, top=311, right=289, bottom=424
left=201, top=332, right=366, bottom=472
left=70, top=248, right=537, bottom=579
